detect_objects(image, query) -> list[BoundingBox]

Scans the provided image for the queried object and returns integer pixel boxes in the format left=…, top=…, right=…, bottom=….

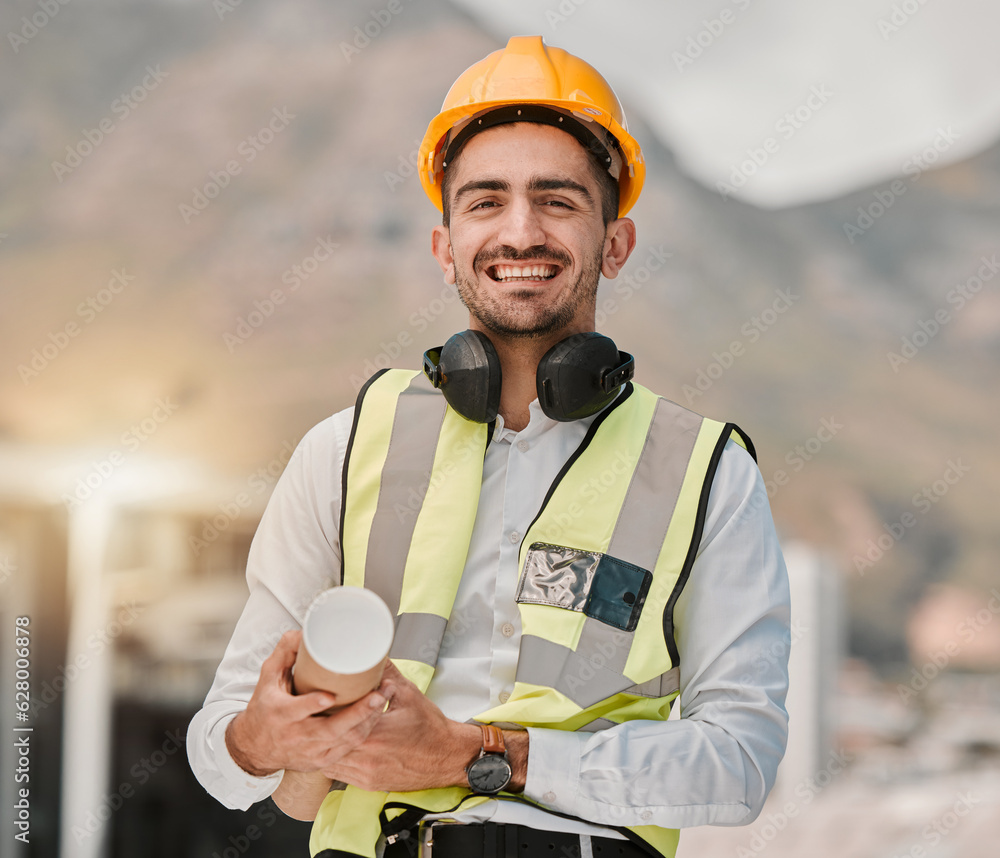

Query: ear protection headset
left=423, top=330, right=634, bottom=423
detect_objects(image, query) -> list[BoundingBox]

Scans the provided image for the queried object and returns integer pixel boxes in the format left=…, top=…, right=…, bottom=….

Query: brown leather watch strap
left=481, top=724, right=506, bottom=754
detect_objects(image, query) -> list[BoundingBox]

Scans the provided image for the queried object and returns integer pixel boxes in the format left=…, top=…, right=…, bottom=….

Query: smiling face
left=431, top=123, right=635, bottom=343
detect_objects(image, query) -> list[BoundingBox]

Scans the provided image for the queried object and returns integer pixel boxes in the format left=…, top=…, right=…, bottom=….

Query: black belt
left=383, top=821, right=653, bottom=858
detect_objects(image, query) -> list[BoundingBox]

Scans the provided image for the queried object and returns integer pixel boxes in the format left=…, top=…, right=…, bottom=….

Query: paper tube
left=293, top=587, right=395, bottom=710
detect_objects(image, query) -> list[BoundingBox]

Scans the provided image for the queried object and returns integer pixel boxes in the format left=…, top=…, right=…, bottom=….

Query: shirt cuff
left=523, top=727, right=584, bottom=813
left=206, top=713, right=284, bottom=810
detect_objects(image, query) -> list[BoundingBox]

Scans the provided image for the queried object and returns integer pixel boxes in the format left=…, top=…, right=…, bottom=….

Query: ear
left=600, top=217, right=637, bottom=279
left=431, top=224, right=456, bottom=284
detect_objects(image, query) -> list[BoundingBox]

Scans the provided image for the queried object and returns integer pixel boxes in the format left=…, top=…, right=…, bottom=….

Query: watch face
left=468, top=754, right=512, bottom=794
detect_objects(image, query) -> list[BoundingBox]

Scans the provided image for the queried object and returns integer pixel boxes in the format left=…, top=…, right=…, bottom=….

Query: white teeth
left=493, top=264, right=557, bottom=281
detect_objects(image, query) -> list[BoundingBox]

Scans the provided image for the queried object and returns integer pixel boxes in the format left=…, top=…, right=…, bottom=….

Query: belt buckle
left=419, top=819, right=462, bottom=857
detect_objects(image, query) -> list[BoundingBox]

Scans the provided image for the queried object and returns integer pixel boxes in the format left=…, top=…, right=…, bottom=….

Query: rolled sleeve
left=187, top=709, right=283, bottom=810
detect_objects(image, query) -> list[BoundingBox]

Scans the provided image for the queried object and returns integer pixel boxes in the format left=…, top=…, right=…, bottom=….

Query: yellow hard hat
left=419, top=36, right=645, bottom=217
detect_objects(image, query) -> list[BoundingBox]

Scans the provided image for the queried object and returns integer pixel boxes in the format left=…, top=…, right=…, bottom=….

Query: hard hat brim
left=418, top=97, right=645, bottom=217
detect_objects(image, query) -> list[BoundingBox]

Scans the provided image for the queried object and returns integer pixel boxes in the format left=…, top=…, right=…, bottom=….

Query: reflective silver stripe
left=576, top=718, right=617, bottom=733
left=517, top=634, right=679, bottom=710
left=607, top=400, right=703, bottom=572
left=390, top=612, right=449, bottom=667
left=363, top=374, right=447, bottom=616
left=576, top=618, right=631, bottom=674
left=517, top=635, right=637, bottom=709
left=624, top=667, right=680, bottom=699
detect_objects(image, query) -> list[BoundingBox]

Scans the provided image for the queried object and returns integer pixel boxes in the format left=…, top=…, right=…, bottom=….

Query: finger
left=260, top=630, right=302, bottom=685
left=380, top=660, right=418, bottom=694
left=318, top=692, right=387, bottom=740
left=380, top=659, right=403, bottom=680
left=375, top=675, right=398, bottom=706
left=277, top=629, right=303, bottom=660
left=376, top=663, right=408, bottom=700
left=363, top=688, right=390, bottom=712
left=286, top=684, right=385, bottom=726
left=319, top=760, right=358, bottom=785
left=287, top=689, right=340, bottom=719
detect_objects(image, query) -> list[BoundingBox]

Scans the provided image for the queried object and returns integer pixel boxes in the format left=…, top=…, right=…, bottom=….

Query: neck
left=484, top=328, right=584, bottom=432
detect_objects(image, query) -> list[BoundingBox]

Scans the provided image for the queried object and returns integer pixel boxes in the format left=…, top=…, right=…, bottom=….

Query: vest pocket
left=517, top=542, right=651, bottom=631
left=585, top=553, right=651, bottom=632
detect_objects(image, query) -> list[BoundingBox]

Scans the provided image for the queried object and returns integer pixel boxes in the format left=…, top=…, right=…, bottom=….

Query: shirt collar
left=492, top=395, right=609, bottom=444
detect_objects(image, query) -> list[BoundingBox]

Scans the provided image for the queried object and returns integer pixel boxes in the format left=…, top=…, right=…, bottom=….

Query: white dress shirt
left=187, top=395, right=790, bottom=838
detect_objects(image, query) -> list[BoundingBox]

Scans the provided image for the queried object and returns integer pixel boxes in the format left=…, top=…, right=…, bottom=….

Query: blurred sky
left=453, top=0, right=1000, bottom=206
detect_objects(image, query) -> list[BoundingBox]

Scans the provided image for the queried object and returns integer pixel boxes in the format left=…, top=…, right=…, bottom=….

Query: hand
left=226, top=630, right=389, bottom=777
left=321, top=660, right=482, bottom=793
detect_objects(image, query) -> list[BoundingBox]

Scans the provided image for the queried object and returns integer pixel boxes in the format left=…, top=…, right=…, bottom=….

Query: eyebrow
left=527, top=177, right=593, bottom=202
left=454, top=178, right=509, bottom=203
left=453, top=176, right=595, bottom=205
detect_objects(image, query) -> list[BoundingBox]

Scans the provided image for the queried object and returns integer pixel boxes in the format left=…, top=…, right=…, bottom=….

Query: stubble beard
left=453, top=245, right=604, bottom=340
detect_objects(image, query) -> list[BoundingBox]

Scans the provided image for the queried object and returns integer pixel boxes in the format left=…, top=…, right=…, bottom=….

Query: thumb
left=260, top=630, right=302, bottom=688
left=378, top=659, right=414, bottom=697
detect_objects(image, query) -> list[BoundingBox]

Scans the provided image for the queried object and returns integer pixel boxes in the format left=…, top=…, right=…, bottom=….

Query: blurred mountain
left=1, top=0, right=997, bottom=666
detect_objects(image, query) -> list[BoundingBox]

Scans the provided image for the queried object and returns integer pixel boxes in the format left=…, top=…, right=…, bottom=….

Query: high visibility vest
left=310, top=369, right=754, bottom=858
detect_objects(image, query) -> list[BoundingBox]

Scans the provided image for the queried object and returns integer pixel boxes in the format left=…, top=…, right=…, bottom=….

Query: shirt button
left=499, top=690, right=511, bottom=703
left=641, top=811, right=653, bottom=821
left=509, top=531, right=520, bottom=544
left=543, top=791, right=557, bottom=803
left=517, top=440, right=529, bottom=452
left=501, top=622, right=515, bottom=638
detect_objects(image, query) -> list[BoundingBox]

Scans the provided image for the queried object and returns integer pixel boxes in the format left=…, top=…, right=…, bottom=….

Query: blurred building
left=0, top=445, right=310, bottom=858
left=773, top=542, right=843, bottom=802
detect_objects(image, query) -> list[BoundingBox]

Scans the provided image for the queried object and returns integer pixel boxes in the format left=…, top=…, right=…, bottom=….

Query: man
left=188, top=36, right=790, bottom=858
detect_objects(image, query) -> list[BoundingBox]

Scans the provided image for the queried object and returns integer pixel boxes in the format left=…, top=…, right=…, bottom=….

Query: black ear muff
left=425, top=330, right=632, bottom=424
left=536, top=332, right=634, bottom=422
left=422, top=329, right=502, bottom=423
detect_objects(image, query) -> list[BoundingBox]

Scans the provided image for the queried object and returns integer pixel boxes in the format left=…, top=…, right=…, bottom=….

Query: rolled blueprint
left=293, top=586, right=394, bottom=710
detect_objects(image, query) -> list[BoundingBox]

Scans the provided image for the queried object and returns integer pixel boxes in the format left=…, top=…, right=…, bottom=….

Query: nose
left=495, top=197, right=546, bottom=250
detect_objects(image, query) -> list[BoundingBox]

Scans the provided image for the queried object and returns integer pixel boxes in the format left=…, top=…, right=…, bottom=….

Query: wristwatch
left=466, top=724, right=512, bottom=795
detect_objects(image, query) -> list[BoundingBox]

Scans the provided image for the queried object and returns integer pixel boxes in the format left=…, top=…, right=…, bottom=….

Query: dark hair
left=440, top=129, right=620, bottom=228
